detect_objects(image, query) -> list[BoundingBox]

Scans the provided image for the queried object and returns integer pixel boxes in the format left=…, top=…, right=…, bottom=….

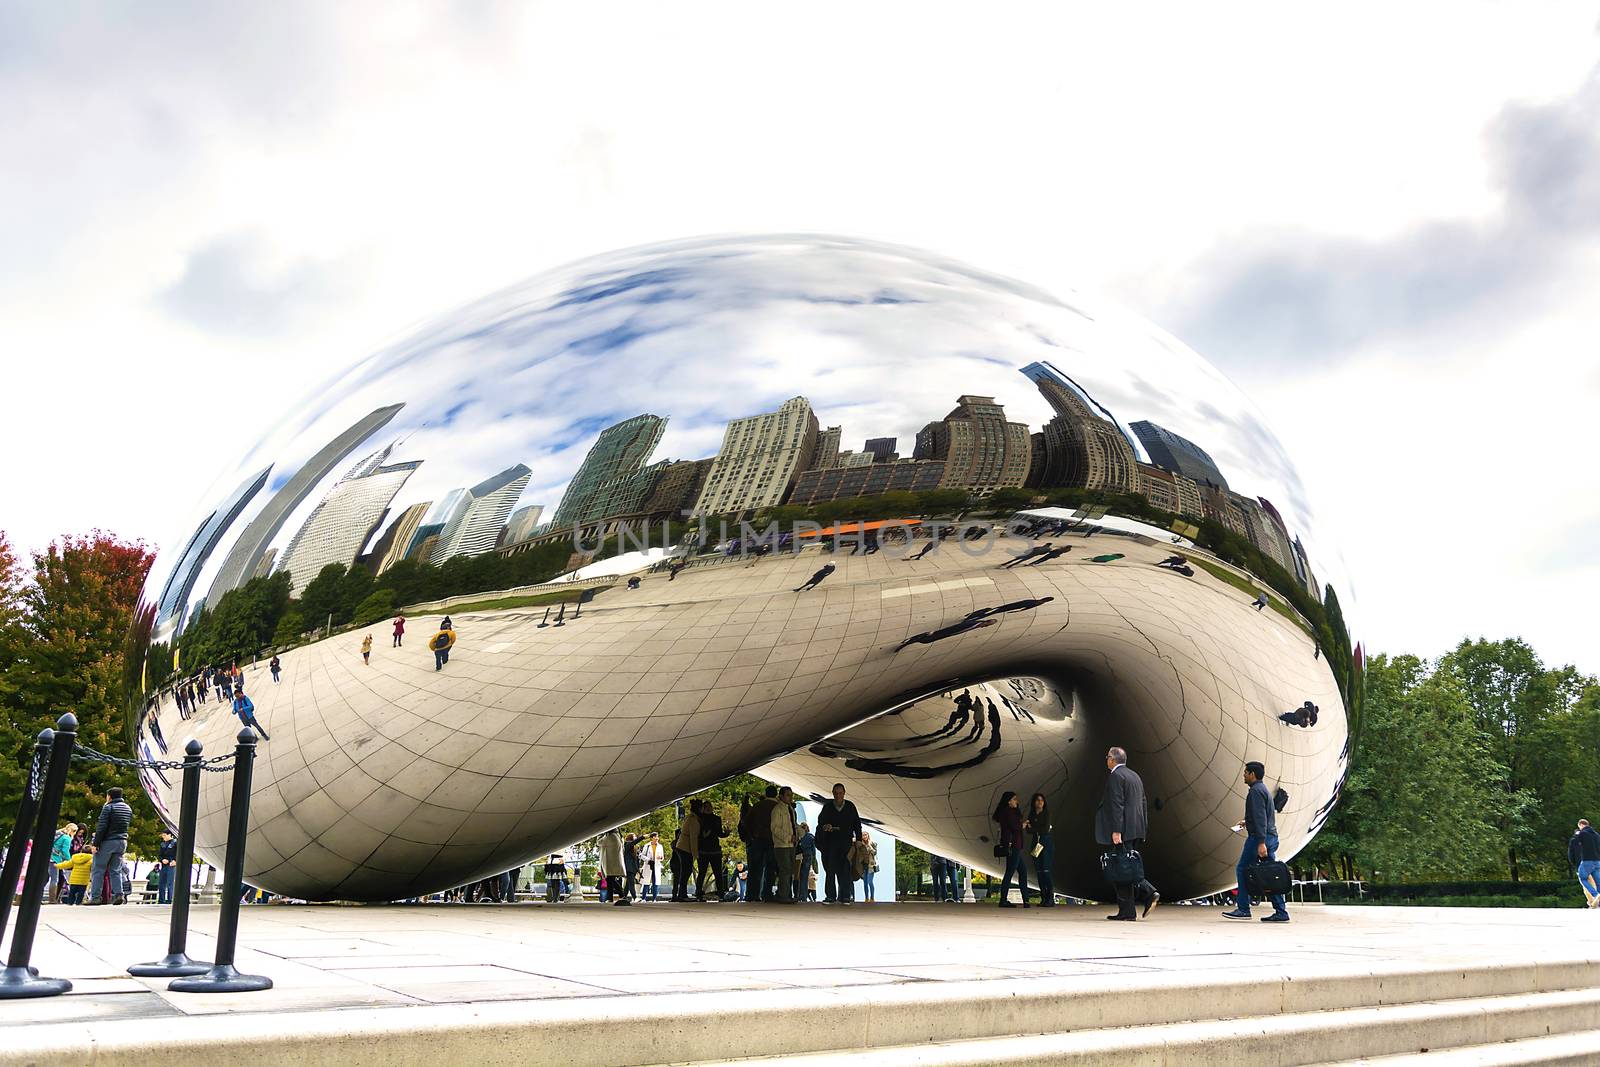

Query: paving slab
left=2, top=900, right=1596, bottom=1063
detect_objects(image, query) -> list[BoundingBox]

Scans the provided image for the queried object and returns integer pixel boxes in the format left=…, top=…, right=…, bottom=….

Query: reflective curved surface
left=126, top=234, right=1358, bottom=901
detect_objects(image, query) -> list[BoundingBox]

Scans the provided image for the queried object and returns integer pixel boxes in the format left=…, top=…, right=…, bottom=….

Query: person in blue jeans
left=992, top=791, right=1030, bottom=908
left=1026, top=792, right=1056, bottom=907
left=1224, top=761, right=1289, bottom=922
left=156, top=830, right=177, bottom=904
left=1569, top=818, right=1600, bottom=907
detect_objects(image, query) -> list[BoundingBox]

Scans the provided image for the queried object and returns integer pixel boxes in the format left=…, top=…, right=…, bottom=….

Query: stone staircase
left=678, top=959, right=1600, bottom=1067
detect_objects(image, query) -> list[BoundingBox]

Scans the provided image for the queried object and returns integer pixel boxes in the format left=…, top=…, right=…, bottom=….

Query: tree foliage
left=1309, top=641, right=1596, bottom=884
left=0, top=532, right=162, bottom=859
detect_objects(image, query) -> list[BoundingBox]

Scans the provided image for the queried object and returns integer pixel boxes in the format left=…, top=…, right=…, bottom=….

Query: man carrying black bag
left=1095, top=747, right=1160, bottom=920
left=1224, top=761, right=1291, bottom=923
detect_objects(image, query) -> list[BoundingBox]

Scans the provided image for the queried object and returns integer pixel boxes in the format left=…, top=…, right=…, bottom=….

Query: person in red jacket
left=392, top=614, right=406, bottom=648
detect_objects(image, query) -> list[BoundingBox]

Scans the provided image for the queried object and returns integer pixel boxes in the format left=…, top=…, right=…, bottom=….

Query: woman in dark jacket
left=1025, top=792, right=1055, bottom=907
left=992, top=791, right=1030, bottom=908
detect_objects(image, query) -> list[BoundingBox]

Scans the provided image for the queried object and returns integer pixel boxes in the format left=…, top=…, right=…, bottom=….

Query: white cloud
left=0, top=1, right=1596, bottom=672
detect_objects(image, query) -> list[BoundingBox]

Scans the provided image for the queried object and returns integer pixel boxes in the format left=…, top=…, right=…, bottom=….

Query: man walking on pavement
left=1224, top=761, right=1290, bottom=922
left=1569, top=818, right=1600, bottom=907
left=1095, top=746, right=1160, bottom=920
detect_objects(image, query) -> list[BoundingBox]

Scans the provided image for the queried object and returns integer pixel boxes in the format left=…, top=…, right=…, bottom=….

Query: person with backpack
left=429, top=623, right=457, bottom=671
left=232, top=687, right=270, bottom=740
left=1224, top=761, right=1289, bottom=922
left=269, top=655, right=281, bottom=684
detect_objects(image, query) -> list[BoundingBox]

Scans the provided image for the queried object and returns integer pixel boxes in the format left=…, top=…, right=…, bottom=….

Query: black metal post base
left=168, top=964, right=272, bottom=993
left=128, top=953, right=211, bottom=977
left=0, top=965, right=71, bottom=998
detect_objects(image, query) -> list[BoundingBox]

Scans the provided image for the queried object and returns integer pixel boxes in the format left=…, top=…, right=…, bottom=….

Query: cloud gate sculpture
left=127, top=234, right=1358, bottom=902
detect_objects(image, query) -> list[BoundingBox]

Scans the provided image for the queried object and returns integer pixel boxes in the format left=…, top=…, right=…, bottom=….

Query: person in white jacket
left=770, top=786, right=799, bottom=904
left=639, top=831, right=665, bottom=901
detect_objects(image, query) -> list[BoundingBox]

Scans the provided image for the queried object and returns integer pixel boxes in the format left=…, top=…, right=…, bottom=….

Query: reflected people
left=124, top=234, right=1357, bottom=903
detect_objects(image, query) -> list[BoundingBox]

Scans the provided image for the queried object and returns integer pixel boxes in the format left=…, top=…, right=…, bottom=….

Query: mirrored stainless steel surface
left=127, top=234, right=1359, bottom=901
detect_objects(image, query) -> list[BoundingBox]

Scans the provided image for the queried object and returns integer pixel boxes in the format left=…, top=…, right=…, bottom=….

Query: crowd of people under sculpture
left=13, top=773, right=1600, bottom=914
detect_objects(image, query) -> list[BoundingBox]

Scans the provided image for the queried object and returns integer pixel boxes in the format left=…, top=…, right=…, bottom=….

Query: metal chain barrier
left=70, top=744, right=235, bottom=774
left=27, top=749, right=43, bottom=800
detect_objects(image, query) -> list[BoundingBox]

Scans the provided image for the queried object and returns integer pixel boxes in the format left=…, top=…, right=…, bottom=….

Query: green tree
left=298, top=563, right=349, bottom=633
left=1313, top=653, right=1524, bottom=882
left=272, top=610, right=307, bottom=646
left=352, top=588, right=397, bottom=627
left=983, top=487, right=1037, bottom=512
left=1437, top=638, right=1586, bottom=880
left=0, top=532, right=163, bottom=861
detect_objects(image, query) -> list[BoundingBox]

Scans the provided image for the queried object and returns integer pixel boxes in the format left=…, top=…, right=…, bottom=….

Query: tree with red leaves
left=0, top=531, right=158, bottom=859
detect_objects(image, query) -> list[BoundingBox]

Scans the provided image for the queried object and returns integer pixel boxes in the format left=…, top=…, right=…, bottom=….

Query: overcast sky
left=2, top=2, right=1596, bottom=674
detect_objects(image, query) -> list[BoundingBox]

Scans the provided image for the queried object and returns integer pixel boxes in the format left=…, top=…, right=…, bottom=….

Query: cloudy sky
left=3, top=2, right=1597, bottom=673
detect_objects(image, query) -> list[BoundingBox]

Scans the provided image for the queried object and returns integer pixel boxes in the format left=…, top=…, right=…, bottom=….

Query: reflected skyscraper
left=812, top=426, right=843, bottom=470
left=1021, top=362, right=1138, bottom=493
left=914, top=395, right=1030, bottom=496
left=205, top=403, right=404, bottom=604
left=1130, top=420, right=1229, bottom=491
left=275, top=446, right=423, bottom=595
left=153, top=465, right=271, bottom=632
left=369, top=501, right=432, bottom=575
left=435, top=464, right=533, bottom=562
left=551, top=414, right=666, bottom=528
left=503, top=504, right=545, bottom=547
left=692, top=396, right=819, bottom=515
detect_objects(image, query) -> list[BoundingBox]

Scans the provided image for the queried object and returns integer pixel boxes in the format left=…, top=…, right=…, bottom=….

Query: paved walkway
left=4, top=900, right=1594, bottom=1025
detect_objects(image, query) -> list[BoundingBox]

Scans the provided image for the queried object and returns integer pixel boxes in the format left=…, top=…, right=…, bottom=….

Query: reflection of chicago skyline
left=160, top=357, right=1321, bottom=637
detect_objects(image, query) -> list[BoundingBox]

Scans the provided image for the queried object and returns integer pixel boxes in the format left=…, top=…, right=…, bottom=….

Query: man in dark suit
left=1095, top=747, right=1160, bottom=920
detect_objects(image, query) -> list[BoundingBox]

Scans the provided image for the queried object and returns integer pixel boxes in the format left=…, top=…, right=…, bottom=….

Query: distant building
left=154, top=464, right=272, bottom=630
left=503, top=504, right=546, bottom=547
left=250, top=548, right=277, bottom=582
left=692, top=396, right=819, bottom=515
left=812, top=426, right=843, bottom=470
left=1130, top=420, right=1229, bottom=491
left=551, top=414, right=666, bottom=528
left=833, top=451, right=876, bottom=468
left=1292, top=535, right=1321, bottom=600
left=637, top=458, right=713, bottom=519
left=275, top=446, right=422, bottom=596
left=434, top=464, right=533, bottom=563
left=206, top=403, right=404, bottom=604
left=370, top=501, right=432, bottom=575
left=864, top=437, right=898, bottom=463
left=409, top=533, right=440, bottom=567
left=788, top=459, right=947, bottom=506
left=1136, top=463, right=1204, bottom=519
left=1254, top=497, right=1298, bottom=577
left=914, top=395, right=1031, bottom=497
left=1020, top=363, right=1137, bottom=493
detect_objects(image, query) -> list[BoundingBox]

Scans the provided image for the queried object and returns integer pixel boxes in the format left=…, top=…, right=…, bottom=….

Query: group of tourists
left=569, top=784, right=881, bottom=906
left=981, top=748, right=1293, bottom=921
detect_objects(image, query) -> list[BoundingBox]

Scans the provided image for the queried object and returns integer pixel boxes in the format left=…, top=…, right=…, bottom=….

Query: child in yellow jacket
left=55, top=849, right=93, bottom=905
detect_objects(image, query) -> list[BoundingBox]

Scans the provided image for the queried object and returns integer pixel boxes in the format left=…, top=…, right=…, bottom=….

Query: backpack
left=1273, top=787, right=1289, bottom=813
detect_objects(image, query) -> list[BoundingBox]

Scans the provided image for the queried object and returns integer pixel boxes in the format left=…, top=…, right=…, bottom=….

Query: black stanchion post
left=169, top=728, right=271, bottom=993
left=129, top=739, right=209, bottom=977
left=0, top=714, right=78, bottom=999
left=537, top=607, right=550, bottom=628
left=0, top=731, right=51, bottom=947
left=553, top=603, right=566, bottom=627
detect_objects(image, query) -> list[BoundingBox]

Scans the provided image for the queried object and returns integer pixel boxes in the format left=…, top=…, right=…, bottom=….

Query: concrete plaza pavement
left=3, top=900, right=1600, bottom=1064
